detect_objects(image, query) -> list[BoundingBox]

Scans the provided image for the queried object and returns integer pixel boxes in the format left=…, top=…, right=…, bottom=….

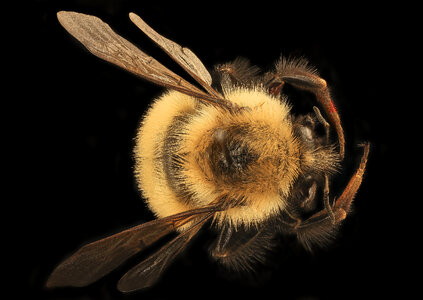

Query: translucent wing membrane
left=117, top=212, right=214, bottom=292
left=46, top=206, right=218, bottom=289
left=50, top=11, right=230, bottom=291
left=56, top=11, right=227, bottom=107
left=129, top=13, right=223, bottom=99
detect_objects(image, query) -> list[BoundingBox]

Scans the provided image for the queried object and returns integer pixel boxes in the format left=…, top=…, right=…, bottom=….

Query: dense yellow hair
left=134, top=87, right=302, bottom=228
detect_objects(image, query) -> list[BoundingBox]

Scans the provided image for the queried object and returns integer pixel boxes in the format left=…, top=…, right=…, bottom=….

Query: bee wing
left=46, top=206, right=218, bottom=289
left=56, top=11, right=225, bottom=106
left=117, top=212, right=214, bottom=292
left=128, top=12, right=223, bottom=99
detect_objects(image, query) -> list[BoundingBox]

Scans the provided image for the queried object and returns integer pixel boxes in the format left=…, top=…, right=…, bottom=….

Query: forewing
left=129, top=12, right=223, bottom=99
left=46, top=206, right=218, bottom=288
left=117, top=213, right=214, bottom=292
left=56, top=11, right=219, bottom=102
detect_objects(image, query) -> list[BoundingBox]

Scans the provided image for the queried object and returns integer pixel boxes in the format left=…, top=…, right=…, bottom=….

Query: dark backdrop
left=19, top=1, right=410, bottom=299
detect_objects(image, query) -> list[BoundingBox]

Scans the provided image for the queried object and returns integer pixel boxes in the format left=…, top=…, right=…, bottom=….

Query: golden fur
left=134, top=86, right=310, bottom=228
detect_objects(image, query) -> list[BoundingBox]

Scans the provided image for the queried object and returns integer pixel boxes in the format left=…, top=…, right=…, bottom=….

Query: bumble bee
left=46, top=11, right=370, bottom=292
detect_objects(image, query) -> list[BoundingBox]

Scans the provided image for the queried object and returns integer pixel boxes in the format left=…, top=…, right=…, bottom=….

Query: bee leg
left=291, top=76, right=343, bottom=158
left=280, top=209, right=302, bottom=229
left=212, top=225, right=233, bottom=258
left=312, top=106, right=330, bottom=144
left=300, top=180, right=317, bottom=210
left=210, top=224, right=275, bottom=271
left=292, top=143, right=370, bottom=250
left=267, top=66, right=345, bottom=158
left=332, top=142, right=370, bottom=213
left=215, top=58, right=260, bottom=88
left=323, top=174, right=336, bottom=224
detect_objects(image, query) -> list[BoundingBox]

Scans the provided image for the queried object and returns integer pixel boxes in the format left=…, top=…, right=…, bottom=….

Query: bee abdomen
left=162, top=112, right=197, bottom=204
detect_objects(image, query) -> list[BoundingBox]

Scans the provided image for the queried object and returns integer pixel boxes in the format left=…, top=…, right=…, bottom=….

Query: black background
left=18, top=1, right=412, bottom=299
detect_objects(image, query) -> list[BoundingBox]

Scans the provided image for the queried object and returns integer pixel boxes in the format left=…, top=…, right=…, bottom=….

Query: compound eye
left=300, top=126, right=313, bottom=142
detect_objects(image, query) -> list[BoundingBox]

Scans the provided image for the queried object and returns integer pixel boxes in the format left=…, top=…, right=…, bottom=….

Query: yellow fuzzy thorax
left=134, top=87, right=301, bottom=229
